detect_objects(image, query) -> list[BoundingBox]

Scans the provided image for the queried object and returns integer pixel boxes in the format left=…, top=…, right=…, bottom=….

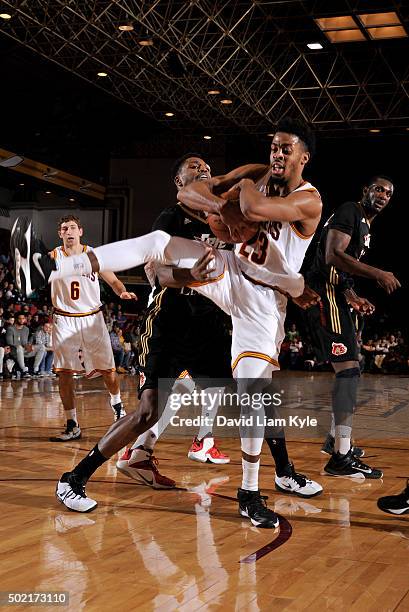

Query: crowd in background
left=1, top=247, right=408, bottom=380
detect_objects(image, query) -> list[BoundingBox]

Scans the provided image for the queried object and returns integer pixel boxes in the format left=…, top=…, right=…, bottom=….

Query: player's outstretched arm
left=155, top=249, right=216, bottom=288
left=326, top=230, right=401, bottom=294
left=100, top=271, right=137, bottom=300
left=178, top=164, right=269, bottom=214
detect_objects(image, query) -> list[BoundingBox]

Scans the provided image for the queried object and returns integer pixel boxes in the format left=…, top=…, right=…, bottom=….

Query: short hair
left=58, top=215, right=82, bottom=232
left=171, top=152, right=204, bottom=180
left=273, top=116, right=316, bottom=157
left=365, top=175, right=394, bottom=188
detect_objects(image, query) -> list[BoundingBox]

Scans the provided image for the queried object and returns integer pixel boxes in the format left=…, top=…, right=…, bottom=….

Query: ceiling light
left=138, top=38, right=154, bottom=46
left=69, top=198, right=75, bottom=202
left=369, top=129, right=381, bottom=133
left=165, top=112, right=174, bottom=117
left=208, top=89, right=220, bottom=95
left=307, top=42, right=323, bottom=49
left=97, top=71, right=108, bottom=77
left=0, top=13, right=11, bottom=20
left=0, top=155, right=24, bottom=168
left=357, top=12, right=400, bottom=27
left=267, top=133, right=275, bottom=137
left=325, top=29, right=365, bottom=43
left=203, top=135, right=212, bottom=140
left=45, top=190, right=52, bottom=194
left=18, top=183, right=25, bottom=186
left=118, top=23, right=134, bottom=31
left=367, top=26, right=407, bottom=40
left=315, top=16, right=357, bottom=31
left=220, top=98, right=233, bottom=105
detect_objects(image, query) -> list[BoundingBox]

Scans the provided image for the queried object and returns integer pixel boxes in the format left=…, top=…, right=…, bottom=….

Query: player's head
left=58, top=215, right=83, bottom=248
left=361, top=175, right=394, bottom=216
left=173, top=153, right=211, bottom=190
left=269, top=117, right=315, bottom=184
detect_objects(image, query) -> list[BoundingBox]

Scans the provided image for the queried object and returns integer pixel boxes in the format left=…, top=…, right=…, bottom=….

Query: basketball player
left=49, top=215, right=136, bottom=441
left=305, top=176, right=400, bottom=477
left=12, top=117, right=323, bottom=526
left=116, top=153, right=233, bottom=488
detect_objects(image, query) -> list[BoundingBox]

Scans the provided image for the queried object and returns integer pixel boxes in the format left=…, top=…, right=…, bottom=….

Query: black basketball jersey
left=309, top=201, right=371, bottom=289
left=150, top=203, right=232, bottom=316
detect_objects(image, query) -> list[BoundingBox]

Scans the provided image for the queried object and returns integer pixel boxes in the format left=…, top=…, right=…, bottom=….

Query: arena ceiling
left=1, top=0, right=409, bottom=140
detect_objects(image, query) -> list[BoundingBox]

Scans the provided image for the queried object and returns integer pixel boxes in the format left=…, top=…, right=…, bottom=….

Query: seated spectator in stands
left=0, top=317, right=11, bottom=380
left=35, top=322, right=54, bottom=376
left=29, top=313, right=41, bottom=334
left=5, top=282, right=18, bottom=302
left=5, top=313, right=46, bottom=378
left=40, top=304, right=51, bottom=317
left=115, top=304, right=127, bottom=327
left=0, top=306, right=4, bottom=328
left=104, top=307, right=114, bottom=333
left=110, top=324, right=127, bottom=373
left=286, top=322, right=300, bottom=343
left=289, top=336, right=303, bottom=369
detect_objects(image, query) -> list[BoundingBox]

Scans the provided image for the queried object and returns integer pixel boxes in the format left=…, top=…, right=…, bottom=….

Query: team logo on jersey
left=139, top=372, right=146, bottom=388
left=331, top=342, right=347, bottom=356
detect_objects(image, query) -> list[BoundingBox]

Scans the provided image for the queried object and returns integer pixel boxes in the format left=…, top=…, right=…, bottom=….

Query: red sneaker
left=116, top=446, right=176, bottom=489
left=187, top=437, right=230, bottom=464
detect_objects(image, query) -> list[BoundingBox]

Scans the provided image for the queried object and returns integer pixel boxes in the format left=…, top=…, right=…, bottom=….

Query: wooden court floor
left=0, top=373, right=408, bottom=611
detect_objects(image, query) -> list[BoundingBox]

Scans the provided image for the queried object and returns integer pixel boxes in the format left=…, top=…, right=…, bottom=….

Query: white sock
left=334, top=425, right=352, bottom=455
left=109, top=392, right=121, bottom=406
left=132, top=423, right=158, bottom=451
left=197, top=387, right=224, bottom=440
left=330, top=413, right=335, bottom=437
left=131, top=376, right=196, bottom=451
left=241, top=458, right=260, bottom=491
left=66, top=408, right=77, bottom=424
left=50, top=254, right=92, bottom=283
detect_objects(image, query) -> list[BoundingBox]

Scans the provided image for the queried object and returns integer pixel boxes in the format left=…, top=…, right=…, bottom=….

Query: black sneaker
left=320, top=433, right=365, bottom=458
left=377, top=481, right=409, bottom=515
left=10, top=216, right=56, bottom=297
left=56, top=472, right=97, bottom=512
left=324, top=449, right=382, bottom=479
left=237, top=488, right=279, bottom=528
left=111, top=402, right=126, bottom=421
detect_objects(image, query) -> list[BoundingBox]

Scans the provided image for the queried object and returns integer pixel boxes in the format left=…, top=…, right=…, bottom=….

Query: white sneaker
left=50, top=425, right=81, bottom=442
left=275, top=463, right=323, bottom=498
left=55, top=473, right=97, bottom=512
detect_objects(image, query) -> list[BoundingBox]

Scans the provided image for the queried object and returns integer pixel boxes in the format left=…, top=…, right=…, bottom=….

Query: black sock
left=72, top=444, right=107, bottom=483
left=265, top=435, right=290, bottom=476
left=66, top=418, right=77, bottom=430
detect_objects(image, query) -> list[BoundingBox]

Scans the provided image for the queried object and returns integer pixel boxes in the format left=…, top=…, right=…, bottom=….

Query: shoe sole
left=187, top=452, right=230, bottom=464
left=239, top=508, right=279, bottom=529
left=376, top=502, right=409, bottom=515
left=321, top=448, right=365, bottom=458
left=116, top=465, right=175, bottom=489
left=324, top=468, right=382, bottom=480
left=274, top=483, right=323, bottom=498
left=49, top=433, right=82, bottom=442
left=55, top=488, right=98, bottom=513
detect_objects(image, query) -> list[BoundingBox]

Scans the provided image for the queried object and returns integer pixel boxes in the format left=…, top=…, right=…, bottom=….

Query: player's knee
left=129, top=404, right=157, bottom=431
left=150, top=230, right=171, bottom=252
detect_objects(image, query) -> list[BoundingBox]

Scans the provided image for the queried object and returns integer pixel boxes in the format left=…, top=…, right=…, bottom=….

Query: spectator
left=5, top=313, right=46, bottom=378
left=35, top=322, right=55, bottom=376
left=109, top=324, right=127, bottom=373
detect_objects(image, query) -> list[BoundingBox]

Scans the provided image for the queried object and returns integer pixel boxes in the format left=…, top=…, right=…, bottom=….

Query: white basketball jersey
left=50, top=245, right=102, bottom=315
left=235, top=181, right=320, bottom=297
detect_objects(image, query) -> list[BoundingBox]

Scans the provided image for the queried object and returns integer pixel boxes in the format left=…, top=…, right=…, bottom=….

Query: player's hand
left=120, top=291, right=137, bottom=300
left=190, top=248, right=216, bottom=282
left=376, top=270, right=401, bottom=294
left=291, top=285, right=321, bottom=310
left=347, top=294, right=375, bottom=314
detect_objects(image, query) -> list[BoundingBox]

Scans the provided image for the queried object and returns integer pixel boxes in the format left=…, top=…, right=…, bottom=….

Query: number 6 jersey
left=50, top=245, right=102, bottom=315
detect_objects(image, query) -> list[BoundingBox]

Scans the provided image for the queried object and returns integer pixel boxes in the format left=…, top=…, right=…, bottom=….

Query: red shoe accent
left=128, top=456, right=176, bottom=489
left=118, top=447, right=132, bottom=461
left=189, top=437, right=203, bottom=453
left=207, top=444, right=229, bottom=461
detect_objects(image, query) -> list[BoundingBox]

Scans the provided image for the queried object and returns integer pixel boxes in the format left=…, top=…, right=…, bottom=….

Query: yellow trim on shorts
left=53, top=307, right=102, bottom=317
left=139, top=288, right=166, bottom=368
left=326, top=282, right=341, bottom=334
left=231, top=352, right=280, bottom=372
left=187, top=265, right=226, bottom=287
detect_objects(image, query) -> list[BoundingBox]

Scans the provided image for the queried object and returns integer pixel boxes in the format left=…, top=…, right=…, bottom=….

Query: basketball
left=208, top=213, right=234, bottom=243
left=209, top=188, right=259, bottom=243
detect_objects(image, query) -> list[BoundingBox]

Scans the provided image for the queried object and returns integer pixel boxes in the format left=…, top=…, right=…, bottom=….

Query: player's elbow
left=325, top=248, right=341, bottom=266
